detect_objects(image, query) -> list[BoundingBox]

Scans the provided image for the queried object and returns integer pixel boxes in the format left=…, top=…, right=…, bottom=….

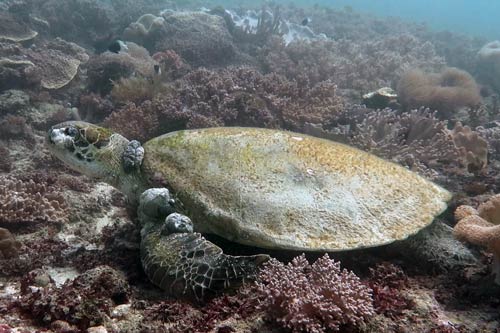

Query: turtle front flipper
left=141, top=222, right=269, bottom=302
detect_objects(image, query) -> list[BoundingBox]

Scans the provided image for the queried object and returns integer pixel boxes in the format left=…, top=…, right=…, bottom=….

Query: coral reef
left=346, top=107, right=459, bottom=175
left=1, top=2, right=500, bottom=332
left=397, top=67, right=482, bottom=118
left=103, top=101, right=159, bottom=142
left=256, top=254, right=374, bottom=332
left=368, top=262, right=414, bottom=319
left=123, top=13, right=166, bottom=50
left=260, top=34, right=445, bottom=98
left=87, top=42, right=156, bottom=95
left=152, top=49, right=191, bottom=81
left=0, top=115, right=33, bottom=140
left=155, top=11, right=239, bottom=67
left=123, top=10, right=240, bottom=67
left=0, top=12, right=37, bottom=42
left=16, top=265, right=130, bottom=329
left=0, top=227, right=21, bottom=259
left=454, top=196, right=500, bottom=284
left=0, top=55, right=39, bottom=92
left=104, top=67, right=344, bottom=141
left=0, top=146, right=11, bottom=173
left=0, top=89, right=30, bottom=116
left=0, top=175, right=68, bottom=226
left=1, top=38, right=89, bottom=90
left=77, top=93, right=114, bottom=123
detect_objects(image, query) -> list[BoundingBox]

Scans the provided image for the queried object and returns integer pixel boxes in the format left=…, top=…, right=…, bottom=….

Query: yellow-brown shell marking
left=143, top=127, right=451, bottom=251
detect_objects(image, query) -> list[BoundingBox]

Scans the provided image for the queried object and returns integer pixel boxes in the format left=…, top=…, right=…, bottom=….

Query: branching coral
left=259, top=34, right=445, bottom=97
left=104, top=67, right=344, bottom=141
left=103, top=101, right=159, bottom=142
left=454, top=195, right=500, bottom=284
left=256, top=254, right=374, bottom=333
left=397, top=67, right=481, bottom=118
left=0, top=175, right=68, bottom=226
left=347, top=108, right=460, bottom=174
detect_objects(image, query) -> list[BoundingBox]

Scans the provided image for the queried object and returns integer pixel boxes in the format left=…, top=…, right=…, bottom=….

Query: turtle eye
left=65, top=126, right=78, bottom=137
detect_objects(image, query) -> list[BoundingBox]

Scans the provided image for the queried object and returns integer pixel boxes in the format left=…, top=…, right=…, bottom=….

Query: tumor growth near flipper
left=138, top=188, right=270, bottom=302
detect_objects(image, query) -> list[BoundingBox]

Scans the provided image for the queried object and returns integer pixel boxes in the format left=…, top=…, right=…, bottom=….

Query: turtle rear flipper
left=141, top=231, right=269, bottom=302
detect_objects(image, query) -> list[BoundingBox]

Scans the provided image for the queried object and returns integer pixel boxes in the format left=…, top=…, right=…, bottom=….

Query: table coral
left=256, top=254, right=374, bottom=333
left=0, top=12, right=38, bottom=42
left=0, top=176, right=68, bottom=226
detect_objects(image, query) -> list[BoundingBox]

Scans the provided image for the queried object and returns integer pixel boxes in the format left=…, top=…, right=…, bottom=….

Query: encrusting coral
left=0, top=176, right=68, bottom=226
left=255, top=254, right=374, bottom=333
left=454, top=194, right=500, bottom=284
left=397, top=67, right=482, bottom=118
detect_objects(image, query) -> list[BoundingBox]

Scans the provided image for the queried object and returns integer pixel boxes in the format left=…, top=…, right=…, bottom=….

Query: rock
left=87, top=326, right=108, bottom=333
left=111, top=303, right=131, bottom=318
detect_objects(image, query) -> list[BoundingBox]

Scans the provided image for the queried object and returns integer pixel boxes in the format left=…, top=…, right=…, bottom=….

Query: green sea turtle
left=47, top=121, right=451, bottom=300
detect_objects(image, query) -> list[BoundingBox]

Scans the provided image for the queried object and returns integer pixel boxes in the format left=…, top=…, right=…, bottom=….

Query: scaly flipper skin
left=141, top=228, right=269, bottom=301
left=138, top=189, right=270, bottom=301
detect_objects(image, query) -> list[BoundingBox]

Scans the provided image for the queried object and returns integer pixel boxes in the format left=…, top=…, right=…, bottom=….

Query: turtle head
left=47, top=121, right=133, bottom=188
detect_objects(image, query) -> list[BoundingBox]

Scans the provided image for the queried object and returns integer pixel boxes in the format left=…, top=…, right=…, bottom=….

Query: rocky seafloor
left=1, top=0, right=500, bottom=332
